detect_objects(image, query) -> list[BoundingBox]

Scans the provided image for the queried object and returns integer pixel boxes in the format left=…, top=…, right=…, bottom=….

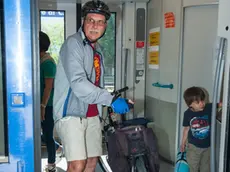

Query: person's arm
left=41, top=78, right=54, bottom=106
left=217, top=102, right=222, bottom=110
left=181, top=127, right=189, bottom=152
left=180, top=111, right=190, bottom=152
left=60, top=36, right=113, bottom=106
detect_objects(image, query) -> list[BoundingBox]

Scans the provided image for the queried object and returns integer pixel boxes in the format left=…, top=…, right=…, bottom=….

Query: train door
left=0, top=0, right=40, bottom=171
left=177, top=0, right=219, bottom=158
left=176, top=2, right=227, bottom=172
left=217, top=0, right=230, bottom=171
left=177, top=0, right=230, bottom=171
left=38, top=0, right=121, bottom=171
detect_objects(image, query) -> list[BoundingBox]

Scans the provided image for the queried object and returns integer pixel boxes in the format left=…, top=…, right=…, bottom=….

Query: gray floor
left=41, top=148, right=174, bottom=172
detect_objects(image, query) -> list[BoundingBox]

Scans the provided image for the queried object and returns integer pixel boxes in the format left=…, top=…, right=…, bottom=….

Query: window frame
left=39, top=9, right=66, bottom=63
left=0, top=0, right=9, bottom=162
left=99, top=12, right=117, bottom=92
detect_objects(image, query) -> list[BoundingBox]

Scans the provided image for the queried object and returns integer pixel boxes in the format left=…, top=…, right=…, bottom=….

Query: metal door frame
left=175, top=1, right=219, bottom=166
left=0, top=0, right=41, bottom=171
left=32, top=0, right=42, bottom=171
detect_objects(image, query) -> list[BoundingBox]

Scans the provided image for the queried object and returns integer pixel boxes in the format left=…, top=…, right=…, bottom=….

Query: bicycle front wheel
left=135, top=156, right=148, bottom=172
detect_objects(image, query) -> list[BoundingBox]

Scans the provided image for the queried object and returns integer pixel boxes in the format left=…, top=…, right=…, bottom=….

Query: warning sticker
left=149, top=31, right=160, bottom=46
left=149, top=51, right=159, bottom=65
left=136, top=41, right=145, bottom=48
left=164, top=12, right=175, bottom=28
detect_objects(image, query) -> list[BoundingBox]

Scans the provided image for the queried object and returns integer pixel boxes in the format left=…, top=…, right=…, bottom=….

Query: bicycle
left=99, top=86, right=149, bottom=172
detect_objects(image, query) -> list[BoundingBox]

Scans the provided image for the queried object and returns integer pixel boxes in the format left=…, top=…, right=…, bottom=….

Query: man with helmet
left=53, top=0, right=133, bottom=171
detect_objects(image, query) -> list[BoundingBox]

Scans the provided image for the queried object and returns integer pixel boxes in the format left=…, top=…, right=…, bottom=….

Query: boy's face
left=189, top=101, right=205, bottom=112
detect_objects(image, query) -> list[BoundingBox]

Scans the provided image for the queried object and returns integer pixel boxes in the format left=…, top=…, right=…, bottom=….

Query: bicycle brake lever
left=112, top=93, right=121, bottom=102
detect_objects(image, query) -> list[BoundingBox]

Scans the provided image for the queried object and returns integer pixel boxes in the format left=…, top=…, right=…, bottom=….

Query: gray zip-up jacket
left=53, top=28, right=113, bottom=122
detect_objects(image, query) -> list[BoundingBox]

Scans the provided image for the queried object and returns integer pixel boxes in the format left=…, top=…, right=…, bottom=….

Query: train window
left=0, top=0, right=8, bottom=162
left=40, top=10, right=66, bottom=63
left=99, top=13, right=116, bottom=92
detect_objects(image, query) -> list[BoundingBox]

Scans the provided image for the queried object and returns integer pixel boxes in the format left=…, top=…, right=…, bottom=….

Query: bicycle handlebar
left=111, top=86, right=129, bottom=96
left=104, top=86, right=133, bottom=131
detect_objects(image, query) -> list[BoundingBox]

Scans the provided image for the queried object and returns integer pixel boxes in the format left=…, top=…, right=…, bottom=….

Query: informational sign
left=136, top=41, right=145, bottom=82
left=148, top=27, right=160, bottom=69
left=136, top=48, right=145, bottom=81
left=149, top=28, right=160, bottom=46
left=164, top=12, right=175, bottom=28
left=149, top=50, right=159, bottom=66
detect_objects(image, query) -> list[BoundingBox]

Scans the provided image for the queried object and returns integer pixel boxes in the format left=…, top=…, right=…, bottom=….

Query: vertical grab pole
left=124, top=48, right=128, bottom=98
left=217, top=57, right=225, bottom=103
left=211, top=37, right=226, bottom=172
left=121, top=48, right=129, bottom=121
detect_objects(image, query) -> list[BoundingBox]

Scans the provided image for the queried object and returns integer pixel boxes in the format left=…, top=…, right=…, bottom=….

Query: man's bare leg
left=67, top=160, right=86, bottom=172
left=84, top=157, right=98, bottom=172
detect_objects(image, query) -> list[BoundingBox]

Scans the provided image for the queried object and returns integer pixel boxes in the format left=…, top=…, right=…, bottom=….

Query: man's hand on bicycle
left=111, top=97, right=134, bottom=114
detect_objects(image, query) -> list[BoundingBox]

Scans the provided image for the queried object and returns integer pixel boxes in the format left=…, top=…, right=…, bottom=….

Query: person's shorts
left=55, top=116, right=102, bottom=161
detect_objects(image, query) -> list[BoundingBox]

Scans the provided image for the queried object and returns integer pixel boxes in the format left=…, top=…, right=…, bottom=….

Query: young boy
left=181, top=86, right=212, bottom=172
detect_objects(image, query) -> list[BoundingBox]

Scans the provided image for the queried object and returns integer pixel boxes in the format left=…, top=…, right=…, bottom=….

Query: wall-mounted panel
left=146, top=0, right=161, bottom=99
left=158, top=0, right=182, bottom=103
left=146, top=0, right=179, bottom=163
left=134, top=4, right=146, bottom=118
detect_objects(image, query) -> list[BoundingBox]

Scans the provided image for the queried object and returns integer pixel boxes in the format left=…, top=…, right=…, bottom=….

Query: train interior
left=0, top=0, right=230, bottom=171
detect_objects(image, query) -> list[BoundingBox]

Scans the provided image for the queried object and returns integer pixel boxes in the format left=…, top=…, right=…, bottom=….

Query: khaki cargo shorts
left=55, top=116, right=102, bottom=161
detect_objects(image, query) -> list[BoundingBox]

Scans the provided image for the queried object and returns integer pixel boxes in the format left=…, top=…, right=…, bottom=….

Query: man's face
left=83, top=13, right=107, bottom=42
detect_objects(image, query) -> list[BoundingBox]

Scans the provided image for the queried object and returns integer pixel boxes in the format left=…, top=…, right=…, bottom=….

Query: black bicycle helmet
left=82, top=0, right=111, bottom=20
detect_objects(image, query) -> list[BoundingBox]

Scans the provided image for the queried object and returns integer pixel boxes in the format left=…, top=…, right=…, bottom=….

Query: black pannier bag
left=107, top=125, right=160, bottom=172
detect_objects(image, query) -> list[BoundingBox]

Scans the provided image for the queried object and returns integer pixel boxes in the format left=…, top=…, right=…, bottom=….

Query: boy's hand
left=217, top=102, right=222, bottom=112
left=218, top=102, right=222, bottom=107
left=180, top=143, right=186, bottom=152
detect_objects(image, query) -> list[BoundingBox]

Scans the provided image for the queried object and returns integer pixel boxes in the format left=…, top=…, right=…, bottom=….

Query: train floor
left=41, top=147, right=174, bottom=172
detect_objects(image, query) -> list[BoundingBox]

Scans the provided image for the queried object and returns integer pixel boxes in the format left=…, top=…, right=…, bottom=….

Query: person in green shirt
left=40, top=31, right=63, bottom=172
